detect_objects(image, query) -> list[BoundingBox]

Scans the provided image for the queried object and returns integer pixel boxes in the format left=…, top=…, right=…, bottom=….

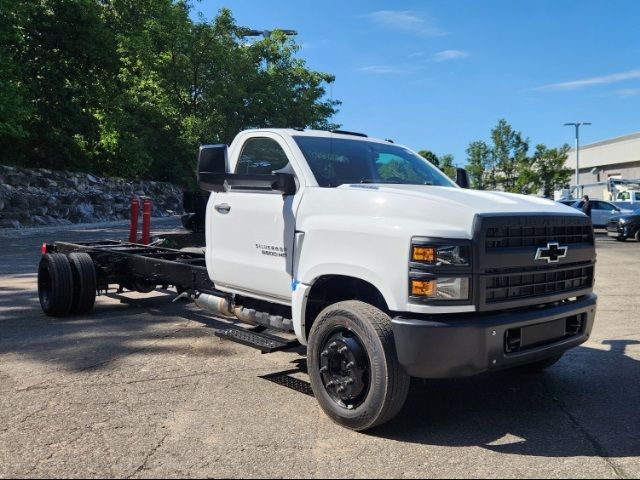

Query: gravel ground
left=0, top=223, right=638, bottom=478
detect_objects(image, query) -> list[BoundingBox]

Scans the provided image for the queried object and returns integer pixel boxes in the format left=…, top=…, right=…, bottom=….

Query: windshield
left=293, top=136, right=457, bottom=188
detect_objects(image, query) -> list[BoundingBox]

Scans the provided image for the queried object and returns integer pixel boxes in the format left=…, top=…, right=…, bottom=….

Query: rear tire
left=68, top=252, right=97, bottom=315
left=516, top=354, right=564, bottom=373
left=38, top=254, right=74, bottom=317
left=307, top=300, right=410, bottom=431
left=635, top=230, right=640, bottom=242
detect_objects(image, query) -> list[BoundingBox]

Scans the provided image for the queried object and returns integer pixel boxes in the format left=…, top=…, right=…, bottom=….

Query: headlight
left=411, top=277, right=470, bottom=300
left=412, top=245, right=470, bottom=266
left=410, top=239, right=472, bottom=304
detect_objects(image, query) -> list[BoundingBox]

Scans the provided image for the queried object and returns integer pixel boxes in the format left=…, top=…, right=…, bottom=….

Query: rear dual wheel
left=38, top=253, right=96, bottom=317
left=38, top=254, right=74, bottom=317
left=68, top=253, right=97, bottom=314
left=307, top=301, right=410, bottom=431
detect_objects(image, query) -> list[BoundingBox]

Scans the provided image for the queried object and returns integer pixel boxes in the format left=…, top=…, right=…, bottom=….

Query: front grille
left=485, top=224, right=593, bottom=249
left=607, top=220, right=619, bottom=231
left=476, top=215, right=596, bottom=310
left=485, top=263, right=594, bottom=304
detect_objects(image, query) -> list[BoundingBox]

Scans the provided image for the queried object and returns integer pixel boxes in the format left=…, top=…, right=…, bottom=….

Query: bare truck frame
left=39, top=240, right=299, bottom=354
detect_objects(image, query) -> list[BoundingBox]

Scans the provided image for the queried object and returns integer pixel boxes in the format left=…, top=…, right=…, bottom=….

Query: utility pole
left=564, top=122, right=592, bottom=198
left=239, top=28, right=298, bottom=40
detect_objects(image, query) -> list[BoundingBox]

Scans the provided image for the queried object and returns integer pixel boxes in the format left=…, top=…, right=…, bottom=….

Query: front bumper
left=392, top=293, right=597, bottom=378
left=607, top=222, right=624, bottom=238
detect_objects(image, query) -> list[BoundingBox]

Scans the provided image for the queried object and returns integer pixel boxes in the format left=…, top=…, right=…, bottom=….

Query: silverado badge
left=535, top=242, right=568, bottom=263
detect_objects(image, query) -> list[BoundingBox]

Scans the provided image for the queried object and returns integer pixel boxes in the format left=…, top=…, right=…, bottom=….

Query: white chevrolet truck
left=39, top=128, right=597, bottom=431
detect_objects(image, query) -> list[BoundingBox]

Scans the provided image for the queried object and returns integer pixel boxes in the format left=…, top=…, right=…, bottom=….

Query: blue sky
left=193, top=1, right=640, bottom=166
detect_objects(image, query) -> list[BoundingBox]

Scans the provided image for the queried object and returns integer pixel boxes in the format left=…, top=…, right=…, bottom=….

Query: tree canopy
left=418, top=150, right=456, bottom=179
left=465, top=119, right=571, bottom=196
left=0, top=0, right=340, bottom=187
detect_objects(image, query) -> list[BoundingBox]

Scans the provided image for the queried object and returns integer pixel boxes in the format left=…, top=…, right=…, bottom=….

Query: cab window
left=236, top=138, right=290, bottom=175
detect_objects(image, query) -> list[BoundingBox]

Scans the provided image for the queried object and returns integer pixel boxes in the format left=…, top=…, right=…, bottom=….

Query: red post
left=141, top=199, right=152, bottom=245
left=129, top=198, right=139, bottom=243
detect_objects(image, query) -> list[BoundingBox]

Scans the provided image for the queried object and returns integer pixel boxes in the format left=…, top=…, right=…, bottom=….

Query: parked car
left=607, top=209, right=640, bottom=241
left=571, top=200, right=634, bottom=228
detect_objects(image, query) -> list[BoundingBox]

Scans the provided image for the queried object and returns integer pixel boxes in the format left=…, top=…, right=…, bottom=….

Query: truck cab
left=198, top=128, right=597, bottom=430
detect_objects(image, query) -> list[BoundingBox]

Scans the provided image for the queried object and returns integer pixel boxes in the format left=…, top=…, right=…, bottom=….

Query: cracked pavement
left=0, top=220, right=638, bottom=478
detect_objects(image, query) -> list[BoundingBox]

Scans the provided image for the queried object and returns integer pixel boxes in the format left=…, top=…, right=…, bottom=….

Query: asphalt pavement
left=0, top=222, right=638, bottom=478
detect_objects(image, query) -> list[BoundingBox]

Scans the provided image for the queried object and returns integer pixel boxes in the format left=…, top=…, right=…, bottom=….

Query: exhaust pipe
left=193, top=292, right=292, bottom=331
left=193, top=293, right=235, bottom=318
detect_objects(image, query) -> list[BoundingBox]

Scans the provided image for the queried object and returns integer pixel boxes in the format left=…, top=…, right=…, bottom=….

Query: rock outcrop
left=0, top=165, right=184, bottom=229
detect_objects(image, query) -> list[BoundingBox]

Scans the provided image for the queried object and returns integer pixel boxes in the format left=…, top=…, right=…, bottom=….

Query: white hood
left=298, top=184, right=586, bottom=240
left=364, top=184, right=575, bottom=215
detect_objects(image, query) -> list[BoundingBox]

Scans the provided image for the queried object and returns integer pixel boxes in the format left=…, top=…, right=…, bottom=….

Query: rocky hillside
left=0, top=165, right=184, bottom=229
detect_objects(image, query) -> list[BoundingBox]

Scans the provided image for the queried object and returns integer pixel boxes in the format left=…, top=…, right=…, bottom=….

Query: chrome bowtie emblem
left=535, top=242, right=568, bottom=263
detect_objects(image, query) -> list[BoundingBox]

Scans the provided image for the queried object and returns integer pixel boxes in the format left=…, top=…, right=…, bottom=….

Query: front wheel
left=307, top=301, right=410, bottom=431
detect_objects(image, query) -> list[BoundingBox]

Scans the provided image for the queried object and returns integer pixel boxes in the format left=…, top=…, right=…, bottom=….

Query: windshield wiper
left=358, top=179, right=404, bottom=184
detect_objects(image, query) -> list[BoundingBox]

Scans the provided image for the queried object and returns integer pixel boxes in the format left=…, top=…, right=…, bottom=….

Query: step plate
left=215, top=327, right=299, bottom=353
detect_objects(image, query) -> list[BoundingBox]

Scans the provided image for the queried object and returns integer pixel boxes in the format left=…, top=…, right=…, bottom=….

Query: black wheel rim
left=318, top=328, right=370, bottom=410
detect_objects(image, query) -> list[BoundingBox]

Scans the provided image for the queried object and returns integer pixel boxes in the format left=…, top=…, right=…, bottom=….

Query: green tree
left=9, top=0, right=121, bottom=170
left=0, top=0, right=32, bottom=149
left=103, top=4, right=339, bottom=184
left=439, top=154, right=456, bottom=179
left=465, top=140, right=491, bottom=190
left=526, top=144, right=572, bottom=198
left=418, top=150, right=439, bottom=167
left=0, top=1, right=340, bottom=185
left=490, top=119, right=529, bottom=193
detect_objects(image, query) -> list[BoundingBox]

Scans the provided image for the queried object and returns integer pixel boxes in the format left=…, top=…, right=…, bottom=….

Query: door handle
left=214, top=203, right=231, bottom=214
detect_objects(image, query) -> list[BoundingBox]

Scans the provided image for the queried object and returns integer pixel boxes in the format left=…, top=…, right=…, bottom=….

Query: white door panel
left=210, top=191, right=295, bottom=301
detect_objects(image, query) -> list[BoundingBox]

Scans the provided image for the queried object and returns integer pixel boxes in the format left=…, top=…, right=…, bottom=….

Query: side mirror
left=198, top=144, right=229, bottom=192
left=197, top=143, right=297, bottom=195
left=198, top=144, right=228, bottom=178
left=455, top=168, right=470, bottom=189
left=200, top=172, right=297, bottom=195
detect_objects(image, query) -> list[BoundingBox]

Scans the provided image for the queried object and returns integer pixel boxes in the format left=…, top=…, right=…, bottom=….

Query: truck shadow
left=3, top=278, right=638, bottom=460
left=371, top=339, right=640, bottom=459
left=0, top=284, right=236, bottom=372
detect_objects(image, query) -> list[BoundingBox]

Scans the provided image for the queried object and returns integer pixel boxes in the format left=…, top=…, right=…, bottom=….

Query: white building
left=565, top=131, right=640, bottom=199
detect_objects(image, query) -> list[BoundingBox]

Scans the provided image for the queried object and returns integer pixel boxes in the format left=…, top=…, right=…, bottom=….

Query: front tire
left=307, top=301, right=410, bottom=431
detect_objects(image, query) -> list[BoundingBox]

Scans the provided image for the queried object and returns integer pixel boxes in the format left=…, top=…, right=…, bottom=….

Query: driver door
left=209, top=136, right=298, bottom=302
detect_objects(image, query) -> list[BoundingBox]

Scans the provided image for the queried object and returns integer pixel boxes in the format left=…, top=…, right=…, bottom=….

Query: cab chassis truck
left=38, top=129, right=598, bottom=431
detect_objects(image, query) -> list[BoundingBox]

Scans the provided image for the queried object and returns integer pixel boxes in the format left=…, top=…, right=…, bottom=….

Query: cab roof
left=240, top=128, right=397, bottom=146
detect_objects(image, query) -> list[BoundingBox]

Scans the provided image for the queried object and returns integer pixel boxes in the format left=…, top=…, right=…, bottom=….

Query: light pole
left=239, top=28, right=298, bottom=40
left=239, top=29, right=298, bottom=70
left=564, top=122, right=591, bottom=198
